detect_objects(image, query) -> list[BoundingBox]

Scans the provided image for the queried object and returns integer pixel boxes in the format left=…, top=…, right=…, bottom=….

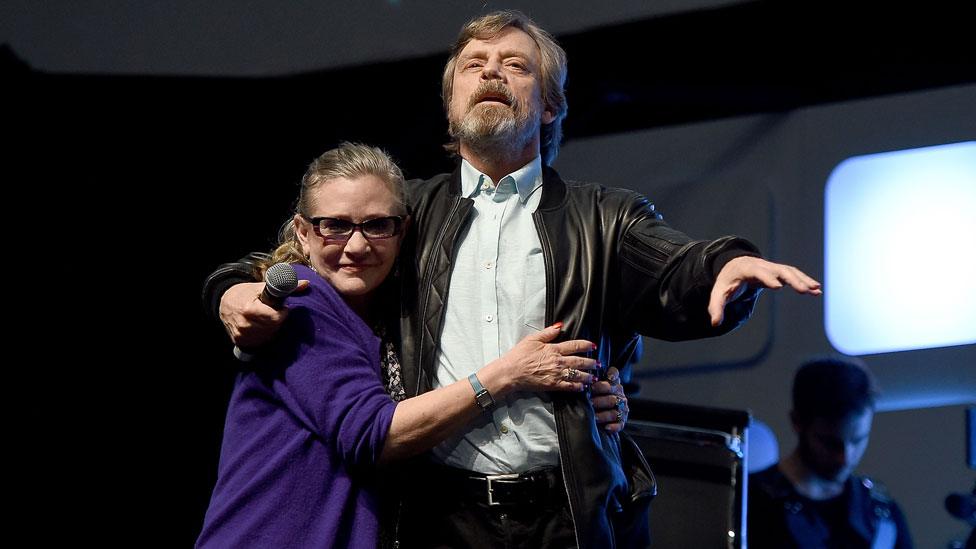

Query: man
left=204, top=11, right=821, bottom=548
left=748, top=358, right=913, bottom=548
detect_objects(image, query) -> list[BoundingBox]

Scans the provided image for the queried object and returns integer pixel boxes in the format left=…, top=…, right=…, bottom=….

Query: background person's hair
left=441, top=10, right=568, bottom=166
left=260, top=142, right=406, bottom=276
left=792, top=356, right=880, bottom=425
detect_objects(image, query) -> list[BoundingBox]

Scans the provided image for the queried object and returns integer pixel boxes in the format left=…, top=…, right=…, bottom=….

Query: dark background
left=7, top=1, right=973, bottom=544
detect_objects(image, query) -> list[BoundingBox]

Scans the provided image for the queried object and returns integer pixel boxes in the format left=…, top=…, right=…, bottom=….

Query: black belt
left=426, top=464, right=565, bottom=507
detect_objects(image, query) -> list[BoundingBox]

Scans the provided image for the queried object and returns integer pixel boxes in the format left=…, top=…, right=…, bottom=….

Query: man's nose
left=480, top=59, right=503, bottom=80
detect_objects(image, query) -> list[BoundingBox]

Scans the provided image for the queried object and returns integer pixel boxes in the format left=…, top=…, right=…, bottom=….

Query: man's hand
left=590, top=366, right=629, bottom=432
left=708, top=256, right=822, bottom=327
left=219, top=280, right=308, bottom=348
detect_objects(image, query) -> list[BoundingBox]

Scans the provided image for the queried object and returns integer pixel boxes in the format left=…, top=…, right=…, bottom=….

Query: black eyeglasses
left=303, top=215, right=406, bottom=241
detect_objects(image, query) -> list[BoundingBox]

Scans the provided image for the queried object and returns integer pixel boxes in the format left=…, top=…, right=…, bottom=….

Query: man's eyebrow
left=458, top=49, right=488, bottom=61
left=459, top=48, right=532, bottom=61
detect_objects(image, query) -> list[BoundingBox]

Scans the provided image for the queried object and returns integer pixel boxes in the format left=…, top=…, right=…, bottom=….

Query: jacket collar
left=538, top=164, right=567, bottom=211
left=758, top=466, right=877, bottom=545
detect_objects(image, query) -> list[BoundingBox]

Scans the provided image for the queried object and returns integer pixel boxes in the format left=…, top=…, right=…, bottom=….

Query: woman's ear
left=294, top=215, right=312, bottom=256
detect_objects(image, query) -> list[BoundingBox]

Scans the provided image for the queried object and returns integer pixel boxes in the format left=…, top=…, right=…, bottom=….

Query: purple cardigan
left=197, top=264, right=397, bottom=548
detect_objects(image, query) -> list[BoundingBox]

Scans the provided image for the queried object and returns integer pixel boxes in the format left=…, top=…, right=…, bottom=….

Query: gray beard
left=451, top=103, right=538, bottom=163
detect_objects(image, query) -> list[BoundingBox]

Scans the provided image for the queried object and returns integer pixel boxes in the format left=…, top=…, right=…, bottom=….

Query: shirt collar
left=460, top=156, right=543, bottom=204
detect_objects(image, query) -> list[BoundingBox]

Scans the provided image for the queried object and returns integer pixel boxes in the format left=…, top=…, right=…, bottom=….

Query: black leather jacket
left=203, top=163, right=761, bottom=548
left=748, top=464, right=914, bottom=548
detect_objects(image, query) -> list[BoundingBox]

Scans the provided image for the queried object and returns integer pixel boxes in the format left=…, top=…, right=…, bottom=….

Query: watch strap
left=467, top=373, right=495, bottom=412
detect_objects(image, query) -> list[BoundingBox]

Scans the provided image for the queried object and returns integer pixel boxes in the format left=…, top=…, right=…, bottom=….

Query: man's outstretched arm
left=707, top=255, right=821, bottom=327
left=202, top=252, right=307, bottom=348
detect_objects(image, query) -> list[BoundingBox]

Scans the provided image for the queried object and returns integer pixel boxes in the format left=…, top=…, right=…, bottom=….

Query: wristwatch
left=467, top=373, right=495, bottom=412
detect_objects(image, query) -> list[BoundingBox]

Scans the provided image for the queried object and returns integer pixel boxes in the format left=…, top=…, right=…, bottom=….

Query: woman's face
left=295, top=174, right=404, bottom=308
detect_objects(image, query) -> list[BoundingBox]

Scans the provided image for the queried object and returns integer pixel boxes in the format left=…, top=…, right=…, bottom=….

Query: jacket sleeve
left=200, top=252, right=270, bottom=321
left=616, top=196, right=762, bottom=341
left=268, top=289, right=397, bottom=469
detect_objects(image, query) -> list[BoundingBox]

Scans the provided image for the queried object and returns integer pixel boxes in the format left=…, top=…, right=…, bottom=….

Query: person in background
left=748, top=357, right=913, bottom=548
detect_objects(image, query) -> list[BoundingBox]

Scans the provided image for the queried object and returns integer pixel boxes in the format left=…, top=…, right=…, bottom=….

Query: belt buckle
left=485, top=473, right=520, bottom=506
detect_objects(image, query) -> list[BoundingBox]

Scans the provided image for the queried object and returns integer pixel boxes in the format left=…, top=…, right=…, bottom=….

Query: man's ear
left=541, top=107, right=556, bottom=125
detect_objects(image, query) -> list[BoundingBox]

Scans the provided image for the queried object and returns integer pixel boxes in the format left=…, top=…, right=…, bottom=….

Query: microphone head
left=264, top=262, right=299, bottom=299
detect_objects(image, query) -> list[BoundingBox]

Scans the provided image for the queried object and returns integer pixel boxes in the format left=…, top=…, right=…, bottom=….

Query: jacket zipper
left=622, top=230, right=672, bottom=265
left=533, top=211, right=584, bottom=549
left=416, top=195, right=464, bottom=394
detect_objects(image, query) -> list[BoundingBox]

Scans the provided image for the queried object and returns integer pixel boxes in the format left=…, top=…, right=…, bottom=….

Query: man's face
left=795, top=407, right=873, bottom=483
left=447, top=26, right=555, bottom=150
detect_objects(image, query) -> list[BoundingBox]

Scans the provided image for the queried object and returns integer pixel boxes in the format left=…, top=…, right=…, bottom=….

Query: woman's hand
left=481, top=323, right=599, bottom=395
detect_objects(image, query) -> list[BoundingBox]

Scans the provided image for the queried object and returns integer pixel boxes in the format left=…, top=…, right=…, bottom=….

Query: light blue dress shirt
left=431, top=156, right=560, bottom=474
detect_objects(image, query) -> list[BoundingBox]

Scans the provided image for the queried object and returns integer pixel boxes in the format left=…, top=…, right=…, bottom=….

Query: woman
left=196, top=143, right=597, bottom=548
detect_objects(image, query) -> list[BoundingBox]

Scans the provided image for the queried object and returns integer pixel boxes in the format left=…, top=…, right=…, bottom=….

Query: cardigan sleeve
left=265, top=270, right=397, bottom=468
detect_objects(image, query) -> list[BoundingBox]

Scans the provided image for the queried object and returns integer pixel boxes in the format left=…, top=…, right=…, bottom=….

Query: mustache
left=467, top=81, right=518, bottom=110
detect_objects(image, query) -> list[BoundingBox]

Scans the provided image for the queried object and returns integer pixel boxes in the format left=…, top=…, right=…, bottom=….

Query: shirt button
left=486, top=314, right=493, bottom=322
left=500, top=424, right=510, bottom=434
left=485, top=261, right=493, bottom=269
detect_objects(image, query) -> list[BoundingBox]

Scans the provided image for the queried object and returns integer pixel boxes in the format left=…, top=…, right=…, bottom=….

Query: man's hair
left=441, top=10, right=568, bottom=165
left=792, top=356, right=880, bottom=425
left=262, top=142, right=406, bottom=273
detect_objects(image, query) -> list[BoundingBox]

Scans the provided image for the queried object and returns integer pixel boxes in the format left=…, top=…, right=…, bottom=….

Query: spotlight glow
left=825, top=141, right=976, bottom=355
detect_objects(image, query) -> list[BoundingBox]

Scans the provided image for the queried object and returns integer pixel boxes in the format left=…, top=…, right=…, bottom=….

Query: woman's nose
left=343, top=229, right=371, bottom=254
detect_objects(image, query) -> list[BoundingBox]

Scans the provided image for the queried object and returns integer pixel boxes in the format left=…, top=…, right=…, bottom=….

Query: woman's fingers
left=562, top=355, right=598, bottom=370
left=553, top=338, right=597, bottom=355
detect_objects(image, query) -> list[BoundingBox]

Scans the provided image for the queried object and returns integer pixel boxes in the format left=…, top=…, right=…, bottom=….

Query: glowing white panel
left=825, top=141, right=976, bottom=355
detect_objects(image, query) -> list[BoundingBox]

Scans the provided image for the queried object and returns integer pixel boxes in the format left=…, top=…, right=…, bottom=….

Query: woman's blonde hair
left=259, top=142, right=406, bottom=276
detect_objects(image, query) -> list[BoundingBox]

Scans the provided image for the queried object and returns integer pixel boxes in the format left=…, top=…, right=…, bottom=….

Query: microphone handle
left=234, top=280, right=292, bottom=361
left=258, top=288, right=287, bottom=309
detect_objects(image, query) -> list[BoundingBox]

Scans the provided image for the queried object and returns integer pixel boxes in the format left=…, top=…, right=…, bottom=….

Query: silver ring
left=564, top=368, right=579, bottom=381
left=615, top=409, right=623, bottom=421
left=614, top=395, right=625, bottom=409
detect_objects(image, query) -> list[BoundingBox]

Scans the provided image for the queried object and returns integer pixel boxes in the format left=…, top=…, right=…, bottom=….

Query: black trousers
left=397, top=469, right=577, bottom=549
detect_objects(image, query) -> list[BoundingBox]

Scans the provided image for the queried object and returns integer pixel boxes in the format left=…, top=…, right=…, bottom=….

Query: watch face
left=476, top=390, right=494, bottom=410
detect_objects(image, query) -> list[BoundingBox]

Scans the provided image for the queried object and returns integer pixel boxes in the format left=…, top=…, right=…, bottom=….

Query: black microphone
left=234, top=263, right=299, bottom=361
left=946, top=492, right=976, bottom=525
left=258, top=262, right=299, bottom=308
